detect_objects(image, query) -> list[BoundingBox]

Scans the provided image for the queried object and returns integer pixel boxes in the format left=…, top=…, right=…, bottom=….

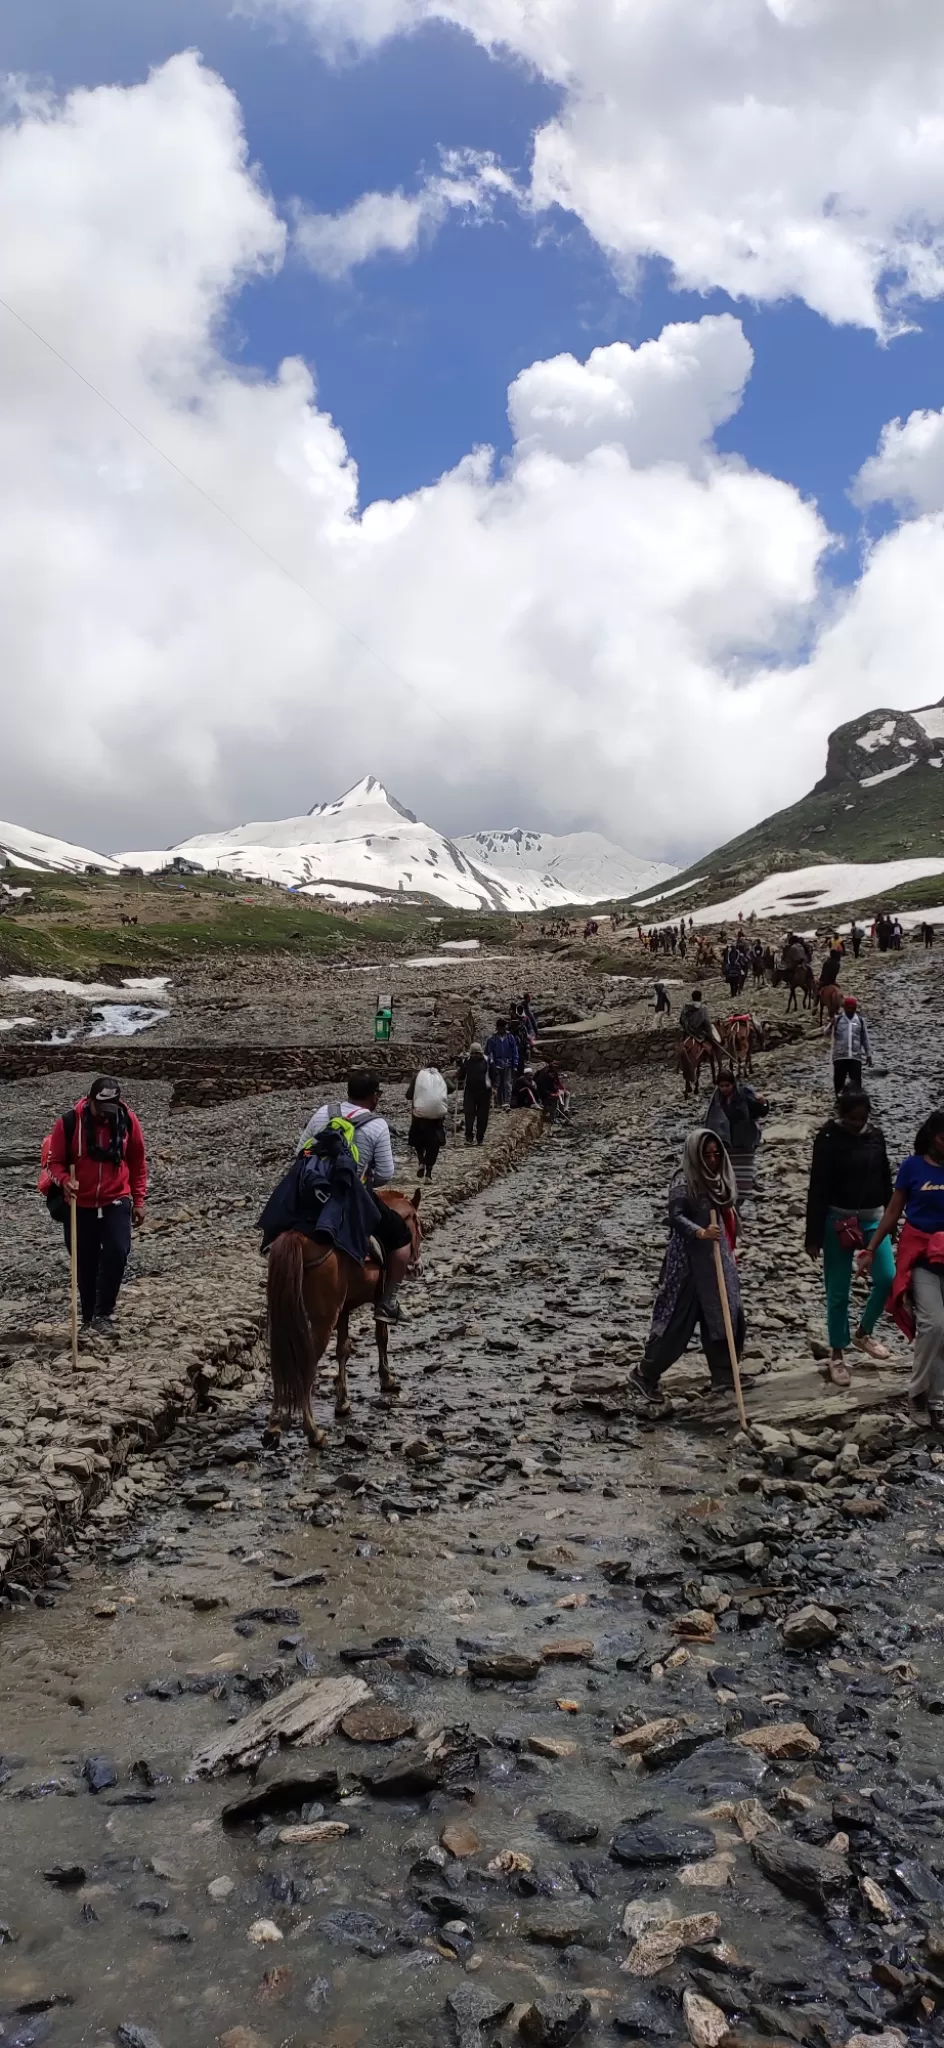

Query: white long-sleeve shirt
left=296, top=1102, right=396, bottom=1187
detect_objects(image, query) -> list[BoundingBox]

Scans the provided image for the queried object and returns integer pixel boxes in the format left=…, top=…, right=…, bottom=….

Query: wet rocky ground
left=2, top=946, right=944, bottom=2048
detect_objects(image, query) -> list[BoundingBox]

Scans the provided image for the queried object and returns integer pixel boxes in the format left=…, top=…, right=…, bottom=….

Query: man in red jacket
left=46, top=1076, right=147, bottom=1336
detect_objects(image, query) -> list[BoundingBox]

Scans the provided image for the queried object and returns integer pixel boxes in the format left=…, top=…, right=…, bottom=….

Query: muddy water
left=3, top=950, right=944, bottom=2046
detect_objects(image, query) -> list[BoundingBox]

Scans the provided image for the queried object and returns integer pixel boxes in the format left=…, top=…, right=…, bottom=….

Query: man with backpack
left=405, top=1065, right=452, bottom=1180
left=41, top=1075, right=147, bottom=1337
left=295, top=1068, right=412, bottom=1323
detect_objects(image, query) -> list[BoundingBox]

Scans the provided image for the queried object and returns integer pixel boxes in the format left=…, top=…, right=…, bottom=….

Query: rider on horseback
left=678, top=990, right=715, bottom=1047
left=294, top=1067, right=413, bottom=1323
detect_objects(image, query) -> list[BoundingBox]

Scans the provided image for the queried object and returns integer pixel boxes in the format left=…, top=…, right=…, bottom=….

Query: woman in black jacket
left=805, top=1088, right=894, bottom=1386
left=705, top=1069, right=769, bottom=1205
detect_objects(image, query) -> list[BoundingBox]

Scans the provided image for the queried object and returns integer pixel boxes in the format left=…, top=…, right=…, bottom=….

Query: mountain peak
left=308, top=775, right=418, bottom=825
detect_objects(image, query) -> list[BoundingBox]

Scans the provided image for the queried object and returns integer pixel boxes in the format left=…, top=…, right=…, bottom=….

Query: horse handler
left=44, top=1076, right=147, bottom=1338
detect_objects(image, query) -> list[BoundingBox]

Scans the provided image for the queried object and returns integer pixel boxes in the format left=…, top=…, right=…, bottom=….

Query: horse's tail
left=267, top=1232, right=315, bottom=1417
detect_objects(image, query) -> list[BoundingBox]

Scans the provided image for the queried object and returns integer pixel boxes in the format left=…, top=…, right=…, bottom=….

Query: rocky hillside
left=628, top=697, right=944, bottom=912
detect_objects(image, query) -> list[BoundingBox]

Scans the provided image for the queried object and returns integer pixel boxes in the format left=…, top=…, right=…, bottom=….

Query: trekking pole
left=69, top=1174, right=79, bottom=1371
left=710, top=1208, right=747, bottom=1432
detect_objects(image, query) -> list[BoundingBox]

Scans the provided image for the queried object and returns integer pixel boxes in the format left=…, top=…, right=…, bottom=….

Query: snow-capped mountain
left=0, top=820, right=119, bottom=875
left=116, top=779, right=675, bottom=910
left=457, top=827, right=676, bottom=905
left=3, top=777, right=674, bottom=911
left=117, top=777, right=542, bottom=912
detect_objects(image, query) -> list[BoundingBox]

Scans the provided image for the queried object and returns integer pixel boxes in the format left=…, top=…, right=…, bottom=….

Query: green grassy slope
left=0, top=866, right=504, bottom=975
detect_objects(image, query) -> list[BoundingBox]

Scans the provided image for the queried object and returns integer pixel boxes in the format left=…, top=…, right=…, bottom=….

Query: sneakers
left=908, top=1396, right=931, bottom=1430
left=929, top=1402, right=944, bottom=1433
left=629, top=1365, right=666, bottom=1410
left=92, top=1315, right=118, bottom=1341
left=375, top=1299, right=401, bottom=1326
left=853, top=1331, right=891, bottom=1362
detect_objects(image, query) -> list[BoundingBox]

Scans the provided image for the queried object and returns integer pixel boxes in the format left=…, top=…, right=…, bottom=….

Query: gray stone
left=448, top=1984, right=514, bottom=2048
left=467, top=1651, right=542, bottom=1682
left=519, top=1996, right=591, bottom=2046
left=611, top=1823, right=716, bottom=1867
left=780, top=1603, right=838, bottom=1651
left=538, top=1809, right=600, bottom=1845
left=752, top=1834, right=848, bottom=1910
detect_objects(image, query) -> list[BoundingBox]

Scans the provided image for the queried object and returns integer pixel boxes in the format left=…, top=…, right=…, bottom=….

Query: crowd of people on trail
left=35, top=895, right=944, bottom=1435
left=637, top=900, right=944, bottom=1427
left=643, top=919, right=693, bottom=958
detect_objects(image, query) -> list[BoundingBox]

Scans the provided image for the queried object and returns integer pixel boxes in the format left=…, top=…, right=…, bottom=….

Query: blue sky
left=9, top=0, right=944, bottom=555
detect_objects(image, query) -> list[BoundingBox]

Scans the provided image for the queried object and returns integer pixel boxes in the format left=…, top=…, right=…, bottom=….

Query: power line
left=0, top=290, right=453, bottom=729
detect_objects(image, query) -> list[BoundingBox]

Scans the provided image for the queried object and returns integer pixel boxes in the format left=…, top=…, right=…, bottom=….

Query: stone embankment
left=0, top=1107, right=544, bottom=1594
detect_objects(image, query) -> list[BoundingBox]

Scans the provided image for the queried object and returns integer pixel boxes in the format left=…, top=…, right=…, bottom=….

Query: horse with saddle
left=258, top=1083, right=422, bottom=1447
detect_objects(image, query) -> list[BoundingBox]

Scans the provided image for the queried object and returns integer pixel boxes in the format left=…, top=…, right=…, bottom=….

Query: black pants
left=62, top=1201, right=132, bottom=1322
left=409, top=1118, right=445, bottom=1175
left=464, top=1092, right=490, bottom=1144
left=925, top=931, right=934, bottom=948
left=852, top=935, right=862, bottom=957
left=833, top=1058, right=862, bottom=1096
left=642, top=1277, right=745, bottom=1388
left=370, top=1197, right=412, bottom=1253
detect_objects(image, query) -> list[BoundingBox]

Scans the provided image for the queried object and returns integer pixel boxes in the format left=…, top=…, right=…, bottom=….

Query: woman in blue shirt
left=860, top=1110, right=944, bottom=1428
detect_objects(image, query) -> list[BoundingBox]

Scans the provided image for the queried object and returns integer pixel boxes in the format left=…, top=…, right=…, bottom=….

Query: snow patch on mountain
left=456, top=827, right=676, bottom=905
left=667, top=858, right=944, bottom=926
left=0, top=821, right=119, bottom=875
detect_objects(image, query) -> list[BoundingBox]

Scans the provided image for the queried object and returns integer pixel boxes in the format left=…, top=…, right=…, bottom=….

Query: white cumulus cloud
left=853, top=409, right=944, bottom=516
left=292, top=149, right=515, bottom=278
left=247, top=0, right=944, bottom=330
left=508, top=315, right=753, bottom=469
left=0, top=52, right=938, bottom=867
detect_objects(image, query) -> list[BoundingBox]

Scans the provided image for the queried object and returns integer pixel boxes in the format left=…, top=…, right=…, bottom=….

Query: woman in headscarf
left=630, top=1129, right=745, bottom=1408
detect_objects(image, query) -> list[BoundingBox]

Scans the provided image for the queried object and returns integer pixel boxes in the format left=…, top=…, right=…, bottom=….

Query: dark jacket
left=458, top=1052, right=490, bottom=1100
left=705, top=1083, right=768, bottom=1156
left=805, top=1120, right=893, bottom=1249
left=258, top=1145, right=380, bottom=1261
left=486, top=1030, right=518, bottom=1072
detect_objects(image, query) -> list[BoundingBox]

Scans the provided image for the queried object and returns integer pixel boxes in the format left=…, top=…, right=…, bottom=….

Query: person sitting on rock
left=510, top=1065, right=540, bottom=1110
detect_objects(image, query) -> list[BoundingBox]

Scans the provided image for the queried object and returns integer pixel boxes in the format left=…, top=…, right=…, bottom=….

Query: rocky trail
left=2, top=949, right=944, bottom=2048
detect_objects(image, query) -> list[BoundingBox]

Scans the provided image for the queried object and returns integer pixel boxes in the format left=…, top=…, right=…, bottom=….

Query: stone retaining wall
left=0, top=1038, right=464, bottom=1104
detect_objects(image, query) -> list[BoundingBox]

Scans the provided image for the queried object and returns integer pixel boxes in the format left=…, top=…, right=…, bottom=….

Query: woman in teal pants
left=805, top=1089, right=895, bottom=1386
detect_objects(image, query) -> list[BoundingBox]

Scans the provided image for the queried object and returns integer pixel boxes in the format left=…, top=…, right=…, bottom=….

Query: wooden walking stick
left=69, top=1173, right=79, bottom=1371
left=710, top=1207, right=747, bottom=1432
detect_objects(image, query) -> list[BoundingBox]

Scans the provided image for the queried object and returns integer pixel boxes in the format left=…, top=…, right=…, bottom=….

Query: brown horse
left=818, top=981, right=843, bottom=1026
left=264, top=1189, right=422, bottom=1448
left=771, top=961, right=815, bottom=1012
left=721, top=1013, right=761, bottom=1077
left=678, top=1034, right=718, bottom=1097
